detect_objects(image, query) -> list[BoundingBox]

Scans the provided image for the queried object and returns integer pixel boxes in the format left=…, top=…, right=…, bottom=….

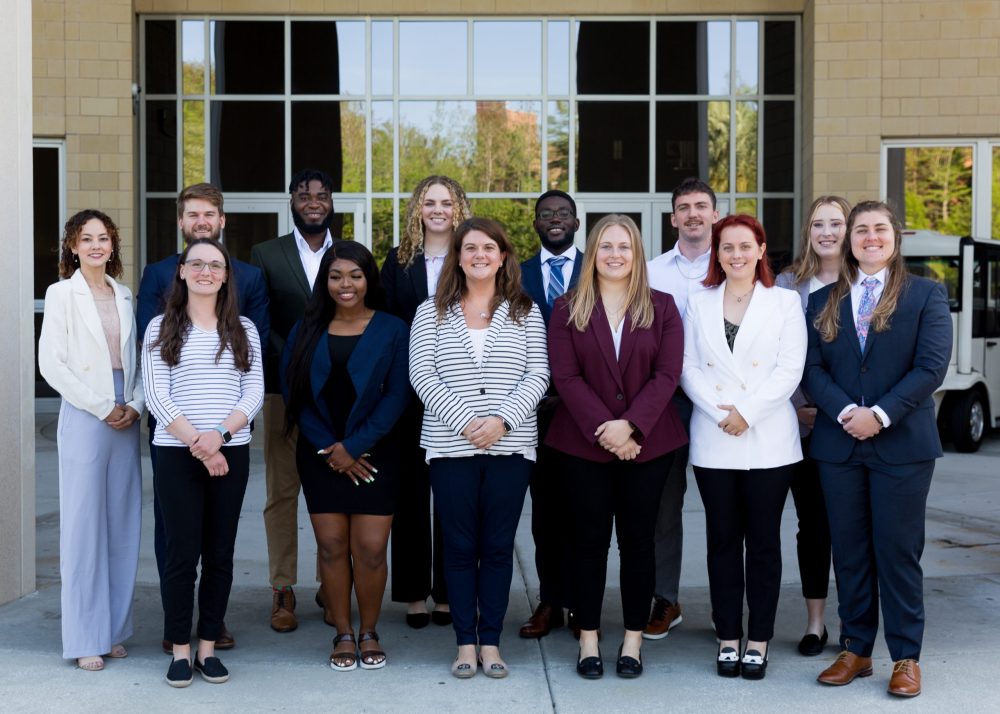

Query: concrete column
left=0, top=0, right=36, bottom=604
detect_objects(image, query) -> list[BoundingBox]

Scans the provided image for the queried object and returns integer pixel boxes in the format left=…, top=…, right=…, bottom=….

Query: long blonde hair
left=396, top=175, right=472, bottom=267
left=815, top=200, right=910, bottom=342
left=567, top=214, right=654, bottom=332
left=785, top=195, right=852, bottom=286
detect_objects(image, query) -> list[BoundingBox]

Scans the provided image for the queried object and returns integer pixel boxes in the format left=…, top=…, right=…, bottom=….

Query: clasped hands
left=189, top=429, right=229, bottom=477
left=319, top=442, right=377, bottom=486
left=595, top=419, right=640, bottom=461
left=462, top=416, right=507, bottom=451
left=840, top=406, right=882, bottom=440
left=717, top=404, right=749, bottom=436
left=103, top=403, right=139, bottom=430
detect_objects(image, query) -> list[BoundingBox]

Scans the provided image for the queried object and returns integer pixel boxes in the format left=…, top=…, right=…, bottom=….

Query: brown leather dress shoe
left=888, top=659, right=921, bottom=697
left=216, top=622, right=235, bottom=650
left=162, top=639, right=173, bottom=655
left=642, top=598, right=683, bottom=640
left=817, top=651, right=873, bottom=685
left=519, top=603, right=565, bottom=638
left=270, top=588, right=298, bottom=633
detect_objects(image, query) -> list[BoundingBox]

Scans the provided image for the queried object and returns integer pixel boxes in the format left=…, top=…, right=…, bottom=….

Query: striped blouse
left=142, top=315, right=265, bottom=447
left=409, top=299, right=549, bottom=458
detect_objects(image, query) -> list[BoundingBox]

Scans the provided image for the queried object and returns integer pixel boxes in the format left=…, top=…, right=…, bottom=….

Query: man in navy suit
left=518, top=190, right=584, bottom=638
left=137, top=182, right=269, bottom=654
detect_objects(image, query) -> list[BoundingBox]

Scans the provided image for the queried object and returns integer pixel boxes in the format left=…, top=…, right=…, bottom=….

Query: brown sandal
left=329, top=632, right=357, bottom=672
left=358, top=631, right=386, bottom=670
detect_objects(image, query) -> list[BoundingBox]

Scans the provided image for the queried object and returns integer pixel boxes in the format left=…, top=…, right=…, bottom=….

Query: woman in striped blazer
left=409, top=217, right=549, bottom=679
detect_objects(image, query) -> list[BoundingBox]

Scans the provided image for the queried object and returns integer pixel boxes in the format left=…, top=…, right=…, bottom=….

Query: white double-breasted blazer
left=39, top=270, right=144, bottom=419
left=680, top=282, right=806, bottom=470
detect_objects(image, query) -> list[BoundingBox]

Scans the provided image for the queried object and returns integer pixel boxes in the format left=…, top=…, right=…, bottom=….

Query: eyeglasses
left=537, top=208, right=575, bottom=220
left=185, top=259, right=227, bottom=274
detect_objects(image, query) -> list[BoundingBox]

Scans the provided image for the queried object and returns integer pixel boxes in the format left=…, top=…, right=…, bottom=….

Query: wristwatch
left=491, top=414, right=513, bottom=434
left=213, top=425, right=233, bottom=443
left=871, top=410, right=884, bottom=428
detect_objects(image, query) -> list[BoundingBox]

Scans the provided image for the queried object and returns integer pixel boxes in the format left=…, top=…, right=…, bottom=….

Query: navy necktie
left=546, top=256, right=568, bottom=307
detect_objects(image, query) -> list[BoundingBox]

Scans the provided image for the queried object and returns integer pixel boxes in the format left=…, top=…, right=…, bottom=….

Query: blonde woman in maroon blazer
left=546, top=214, right=686, bottom=680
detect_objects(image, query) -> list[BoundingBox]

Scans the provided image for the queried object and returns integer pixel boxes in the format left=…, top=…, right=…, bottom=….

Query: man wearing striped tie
left=518, top=190, right=584, bottom=639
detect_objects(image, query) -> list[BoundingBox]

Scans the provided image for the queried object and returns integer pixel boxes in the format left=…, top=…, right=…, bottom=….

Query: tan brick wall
left=34, top=0, right=136, bottom=286
left=809, top=0, right=1000, bottom=208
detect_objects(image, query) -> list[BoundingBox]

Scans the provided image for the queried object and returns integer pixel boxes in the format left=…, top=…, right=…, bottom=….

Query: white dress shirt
left=646, top=244, right=712, bottom=320
left=425, top=253, right=446, bottom=296
left=539, top=246, right=576, bottom=296
left=293, top=227, right=334, bottom=288
left=837, top=266, right=892, bottom=427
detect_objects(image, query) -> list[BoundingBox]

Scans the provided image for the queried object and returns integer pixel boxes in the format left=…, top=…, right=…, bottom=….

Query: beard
left=182, top=226, right=222, bottom=244
left=539, top=229, right=576, bottom=254
left=292, top=207, right=333, bottom=236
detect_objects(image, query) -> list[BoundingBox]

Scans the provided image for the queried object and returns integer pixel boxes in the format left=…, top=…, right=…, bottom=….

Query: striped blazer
left=409, top=298, right=549, bottom=457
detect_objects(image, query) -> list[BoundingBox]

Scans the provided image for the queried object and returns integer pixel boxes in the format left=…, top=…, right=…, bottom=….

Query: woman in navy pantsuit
left=806, top=201, right=952, bottom=698
left=409, top=217, right=548, bottom=679
left=546, top=214, right=687, bottom=680
left=39, top=210, right=143, bottom=672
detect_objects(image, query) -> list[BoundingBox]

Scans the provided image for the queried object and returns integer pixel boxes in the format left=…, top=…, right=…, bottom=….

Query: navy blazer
left=280, top=311, right=410, bottom=460
left=520, top=249, right=584, bottom=325
left=803, top=275, right=952, bottom=464
left=545, top=289, right=688, bottom=463
left=137, top=253, right=270, bottom=350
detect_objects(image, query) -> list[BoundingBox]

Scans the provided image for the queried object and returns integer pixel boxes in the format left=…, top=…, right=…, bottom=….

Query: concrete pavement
left=1, top=413, right=998, bottom=712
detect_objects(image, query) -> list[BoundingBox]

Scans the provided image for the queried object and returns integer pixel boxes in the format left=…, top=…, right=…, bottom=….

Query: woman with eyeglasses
left=142, top=238, right=264, bottom=688
left=39, top=210, right=144, bottom=672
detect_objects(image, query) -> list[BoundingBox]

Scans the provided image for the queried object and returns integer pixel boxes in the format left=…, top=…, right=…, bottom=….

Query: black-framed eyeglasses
left=536, top=208, right=575, bottom=220
left=185, top=259, right=227, bottom=274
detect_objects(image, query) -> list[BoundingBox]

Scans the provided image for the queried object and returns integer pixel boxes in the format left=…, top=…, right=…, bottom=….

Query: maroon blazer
left=545, top=288, right=687, bottom=463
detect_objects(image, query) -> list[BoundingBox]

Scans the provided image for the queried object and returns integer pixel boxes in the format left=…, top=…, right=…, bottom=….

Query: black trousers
left=819, top=441, right=933, bottom=661
left=694, top=464, right=793, bottom=642
left=529, top=405, right=572, bottom=608
left=390, top=402, right=448, bottom=604
left=566, top=452, right=673, bottom=632
left=155, top=445, right=250, bottom=644
left=789, top=437, right=832, bottom=599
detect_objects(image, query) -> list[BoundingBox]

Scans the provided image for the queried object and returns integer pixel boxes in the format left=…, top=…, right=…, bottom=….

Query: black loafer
left=165, top=657, right=193, bottom=688
left=576, top=648, right=603, bottom=679
left=194, top=656, right=230, bottom=684
left=406, top=612, right=430, bottom=629
left=717, top=645, right=740, bottom=678
left=616, top=645, right=643, bottom=678
left=741, top=648, right=768, bottom=680
left=798, top=627, right=828, bottom=656
left=431, top=610, right=453, bottom=626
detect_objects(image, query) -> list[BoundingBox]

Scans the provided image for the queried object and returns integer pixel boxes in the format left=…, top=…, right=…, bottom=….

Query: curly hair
left=149, top=238, right=253, bottom=372
left=434, top=217, right=533, bottom=324
left=58, top=209, right=123, bottom=279
left=396, top=175, right=472, bottom=267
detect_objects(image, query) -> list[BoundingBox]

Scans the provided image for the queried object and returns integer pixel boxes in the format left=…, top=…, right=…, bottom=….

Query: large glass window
left=141, top=16, right=800, bottom=265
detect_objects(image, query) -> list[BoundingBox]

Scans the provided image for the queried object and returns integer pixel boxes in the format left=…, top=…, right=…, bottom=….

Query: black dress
left=296, top=333, right=398, bottom=515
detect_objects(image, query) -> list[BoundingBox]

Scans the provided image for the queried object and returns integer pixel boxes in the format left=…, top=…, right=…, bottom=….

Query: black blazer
left=251, top=233, right=339, bottom=393
left=380, top=246, right=429, bottom=326
left=803, top=275, right=952, bottom=465
left=520, top=249, right=584, bottom=326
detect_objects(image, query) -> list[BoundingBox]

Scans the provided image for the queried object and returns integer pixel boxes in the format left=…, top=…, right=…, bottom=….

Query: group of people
left=39, top=171, right=951, bottom=698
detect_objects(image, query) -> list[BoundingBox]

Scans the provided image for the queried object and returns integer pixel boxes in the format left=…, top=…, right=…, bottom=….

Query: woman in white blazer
left=38, top=210, right=144, bottom=672
left=409, top=217, right=549, bottom=679
left=681, top=214, right=805, bottom=680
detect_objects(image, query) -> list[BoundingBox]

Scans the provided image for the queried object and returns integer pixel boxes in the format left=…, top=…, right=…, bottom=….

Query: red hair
left=703, top=214, right=775, bottom=288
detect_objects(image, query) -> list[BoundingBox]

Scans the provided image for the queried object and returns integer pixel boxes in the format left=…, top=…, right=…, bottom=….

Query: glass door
left=577, top=200, right=653, bottom=256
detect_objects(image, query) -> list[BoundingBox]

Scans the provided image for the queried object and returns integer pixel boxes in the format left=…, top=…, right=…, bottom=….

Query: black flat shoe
left=616, top=644, right=643, bottom=678
left=576, top=648, right=603, bottom=679
left=717, top=644, right=740, bottom=678
left=798, top=627, right=828, bottom=656
left=431, top=610, right=452, bottom=626
left=165, top=657, right=193, bottom=688
left=406, top=612, right=430, bottom=629
left=741, top=648, right=768, bottom=680
left=194, top=656, right=230, bottom=684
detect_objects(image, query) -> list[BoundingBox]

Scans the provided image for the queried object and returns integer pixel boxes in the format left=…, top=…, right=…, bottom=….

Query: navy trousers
left=430, top=454, right=532, bottom=647
left=819, top=440, right=933, bottom=661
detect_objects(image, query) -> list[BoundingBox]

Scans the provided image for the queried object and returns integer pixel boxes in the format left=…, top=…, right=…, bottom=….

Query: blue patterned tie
left=547, top=256, right=568, bottom=307
left=856, top=276, right=879, bottom=351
